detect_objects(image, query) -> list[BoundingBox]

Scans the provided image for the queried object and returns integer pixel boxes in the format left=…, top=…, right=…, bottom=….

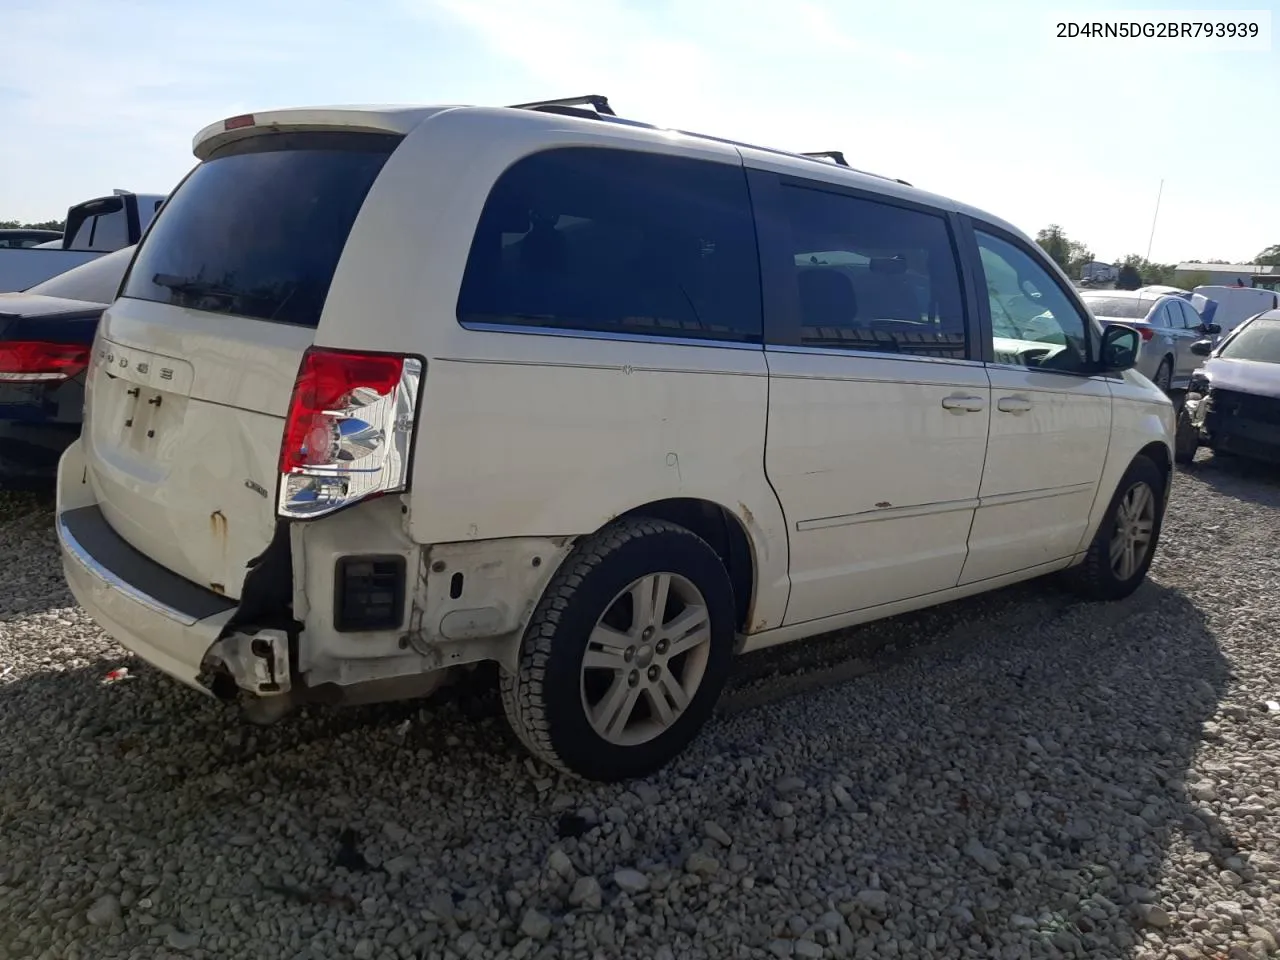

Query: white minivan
left=57, top=98, right=1174, bottom=781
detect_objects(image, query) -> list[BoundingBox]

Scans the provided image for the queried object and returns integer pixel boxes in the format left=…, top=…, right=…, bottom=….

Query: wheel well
left=1137, top=441, right=1172, bottom=488
left=620, top=498, right=755, bottom=632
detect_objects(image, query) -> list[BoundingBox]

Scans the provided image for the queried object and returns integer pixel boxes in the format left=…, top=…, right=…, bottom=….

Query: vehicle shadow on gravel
left=1179, top=451, right=1280, bottom=507
left=0, top=571, right=1241, bottom=958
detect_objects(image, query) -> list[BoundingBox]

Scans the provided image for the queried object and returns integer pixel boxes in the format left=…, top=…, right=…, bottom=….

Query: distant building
left=1080, top=261, right=1118, bottom=282
left=1174, top=262, right=1280, bottom=290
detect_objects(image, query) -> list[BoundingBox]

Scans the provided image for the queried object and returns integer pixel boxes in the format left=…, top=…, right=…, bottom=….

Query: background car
left=1191, top=285, right=1279, bottom=338
left=0, top=245, right=133, bottom=484
left=1079, top=289, right=1219, bottom=393
left=0, top=228, right=63, bottom=249
left=1176, top=309, right=1280, bottom=464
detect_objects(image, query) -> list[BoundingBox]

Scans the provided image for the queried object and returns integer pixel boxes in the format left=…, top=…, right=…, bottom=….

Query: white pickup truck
left=0, top=189, right=164, bottom=293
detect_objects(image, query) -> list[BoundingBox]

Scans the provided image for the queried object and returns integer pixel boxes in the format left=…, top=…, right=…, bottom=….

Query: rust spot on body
left=737, top=501, right=756, bottom=528
left=210, top=510, right=228, bottom=538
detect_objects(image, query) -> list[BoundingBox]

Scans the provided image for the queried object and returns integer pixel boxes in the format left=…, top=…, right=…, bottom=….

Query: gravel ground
left=1, top=454, right=1278, bottom=960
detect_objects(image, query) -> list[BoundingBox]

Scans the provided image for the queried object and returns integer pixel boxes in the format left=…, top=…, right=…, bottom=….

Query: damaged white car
left=1176, top=309, right=1280, bottom=465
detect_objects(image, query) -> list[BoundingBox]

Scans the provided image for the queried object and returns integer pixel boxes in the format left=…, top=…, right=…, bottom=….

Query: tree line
left=1, top=219, right=66, bottom=232
left=1035, top=224, right=1280, bottom=290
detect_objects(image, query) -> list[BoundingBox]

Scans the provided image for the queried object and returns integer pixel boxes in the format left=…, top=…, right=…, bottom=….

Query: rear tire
left=1065, top=455, right=1166, bottom=601
left=500, top=518, right=736, bottom=782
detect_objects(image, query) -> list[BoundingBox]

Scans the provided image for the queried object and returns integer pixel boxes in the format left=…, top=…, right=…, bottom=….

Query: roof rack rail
left=508, top=95, right=616, bottom=117
left=800, top=151, right=849, bottom=167
left=505, top=98, right=913, bottom=187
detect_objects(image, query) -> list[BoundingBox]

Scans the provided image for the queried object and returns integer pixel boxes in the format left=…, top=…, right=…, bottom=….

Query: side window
left=87, top=210, right=129, bottom=251
left=775, top=185, right=967, bottom=358
left=67, top=216, right=98, bottom=250
left=975, top=230, right=1092, bottom=373
left=1177, top=301, right=1200, bottom=329
left=457, top=148, right=761, bottom=343
left=1151, top=303, right=1171, bottom=328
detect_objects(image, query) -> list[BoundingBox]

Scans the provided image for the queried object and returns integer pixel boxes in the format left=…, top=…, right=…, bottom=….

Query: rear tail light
left=0, top=341, right=91, bottom=382
left=1136, top=326, right=1155, bottom=342
left=277, top=347, right=422, bottom=519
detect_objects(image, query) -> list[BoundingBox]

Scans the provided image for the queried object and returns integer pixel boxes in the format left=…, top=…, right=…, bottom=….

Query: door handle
left=997, top=395, right=1034, bottom=415
left=941, top=394, right=986, bottom=414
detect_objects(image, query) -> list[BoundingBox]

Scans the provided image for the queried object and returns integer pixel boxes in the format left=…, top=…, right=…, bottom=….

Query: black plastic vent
left=334, top=556, right=406, bottom=632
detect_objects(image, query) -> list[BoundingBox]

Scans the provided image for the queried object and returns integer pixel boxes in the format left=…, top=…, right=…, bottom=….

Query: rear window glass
left=121, top=132, right=400, bottom=327
left=457, top=147, right=762, bottom=343
left=1080, top=296, right=1153, bottom=320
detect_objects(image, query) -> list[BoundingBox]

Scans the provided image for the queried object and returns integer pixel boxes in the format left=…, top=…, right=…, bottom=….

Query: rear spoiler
left=61, top=192, right=142, bottom=253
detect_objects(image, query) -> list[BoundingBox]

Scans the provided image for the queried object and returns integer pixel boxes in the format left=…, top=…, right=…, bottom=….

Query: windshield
left=121, top=131, right=400, bottom=327
left=1218, top=318, right=1280, bottom=364
left=1080, top=296, right=1154, bottom=320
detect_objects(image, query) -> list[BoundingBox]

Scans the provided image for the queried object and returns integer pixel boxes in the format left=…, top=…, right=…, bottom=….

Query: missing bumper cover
left=202, top=627, right=292, bottom=696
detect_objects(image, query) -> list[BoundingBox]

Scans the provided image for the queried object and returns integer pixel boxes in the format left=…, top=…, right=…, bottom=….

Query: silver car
left=1079, top=290, right=1219, bottom=393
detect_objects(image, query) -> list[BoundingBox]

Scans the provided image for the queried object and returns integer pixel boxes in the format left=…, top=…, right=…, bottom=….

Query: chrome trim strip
left=795, top=482, right=1096, bottom=533
left=56, top=515, right=199, bottom=626
left=983, top=360, right=1110, bottom=382
left=436, top=357, right=767, bottom=378
left=768, top=344, right=984, bottom=369
left=796, top=497, right=980, bottom=532
left=458, top=320, right=763, bottom=351
left=978, top=482, right=1096, bottom=509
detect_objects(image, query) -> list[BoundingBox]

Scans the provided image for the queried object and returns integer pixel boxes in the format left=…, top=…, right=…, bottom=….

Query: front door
left=960, top=225, right=1111, bottom=584
left=1169, top=299, right=1208, bottom=381
left=748, top=167, right=991, bottom=625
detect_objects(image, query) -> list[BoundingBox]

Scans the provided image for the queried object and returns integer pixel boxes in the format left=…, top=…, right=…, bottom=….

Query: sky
left=1, top=0, right=1277, bottom=265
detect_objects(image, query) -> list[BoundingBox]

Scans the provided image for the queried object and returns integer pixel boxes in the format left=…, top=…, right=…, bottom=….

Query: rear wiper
left=151, top=274, right=238, bottom=301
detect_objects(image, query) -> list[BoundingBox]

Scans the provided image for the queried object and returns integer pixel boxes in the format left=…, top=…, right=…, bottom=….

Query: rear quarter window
left=457, top=147, right=762, bottom=343
left=121, top=132, right=401, bottom=328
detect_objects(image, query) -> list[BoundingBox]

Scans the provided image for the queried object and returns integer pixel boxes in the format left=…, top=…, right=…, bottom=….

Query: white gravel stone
left=685, top=850, right=719, bottom=876
left=569, top=875, right=603, bottom=910
left=85, top=895, right=120, bottom=927
left=1136, top=904, right=1173, bottom=927
left=613, top=868, right=650, bottom=894
left=165, top=929, right=199, bottom=951
left=546, top=848, right=575, bottom=881
left=703, top=820, right=733, bottom=847
left=963, top=838, right=1002, bottom=874
left=854, top=889, right=889, bottom=914
left=519, top=908, right=552, bottom=941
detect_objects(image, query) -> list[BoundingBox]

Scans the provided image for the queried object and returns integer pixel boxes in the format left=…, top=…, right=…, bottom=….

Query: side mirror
left=1190, top=338, right=1214, bottom=357
left=1098, top=323, right=1140, bottom=372
left=1201, top=322, right=1221, bottom=335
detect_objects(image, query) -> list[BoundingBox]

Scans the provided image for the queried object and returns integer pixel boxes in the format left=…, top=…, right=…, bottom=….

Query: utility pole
left=1145, top=179, right=1164, bottom=262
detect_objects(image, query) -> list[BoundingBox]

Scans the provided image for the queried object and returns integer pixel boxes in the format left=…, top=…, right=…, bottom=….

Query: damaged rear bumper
left=58, top=503, right=238, bottom=692
left=56, top=439, right=283, bottom=696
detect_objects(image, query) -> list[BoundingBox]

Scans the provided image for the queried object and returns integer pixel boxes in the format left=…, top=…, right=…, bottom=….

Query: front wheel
left=501, top=518, right=736, bottom=781
left=1174, top=402, right=1200, bottom=464
left=1065, top=455, right=1166, bottom=601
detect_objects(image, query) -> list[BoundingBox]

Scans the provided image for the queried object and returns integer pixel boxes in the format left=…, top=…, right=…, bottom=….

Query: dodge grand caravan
left=57, top=97, right=1174, bottom=781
